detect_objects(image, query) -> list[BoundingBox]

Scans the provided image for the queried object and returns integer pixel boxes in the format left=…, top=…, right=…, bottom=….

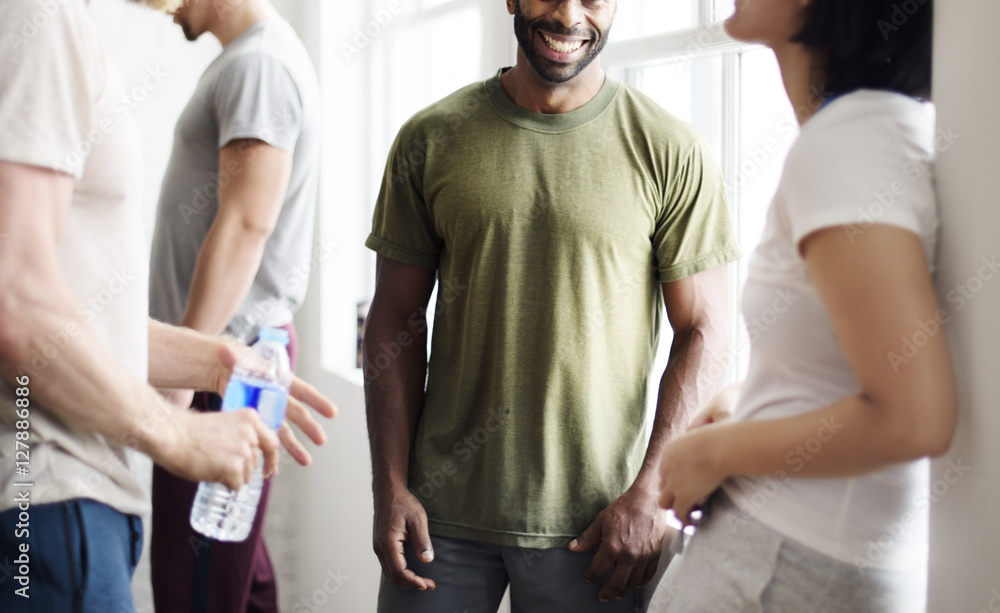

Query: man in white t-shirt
left=0, top=1, right=335, bottom=611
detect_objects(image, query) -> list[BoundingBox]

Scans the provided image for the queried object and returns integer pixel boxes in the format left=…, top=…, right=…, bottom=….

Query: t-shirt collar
left=485, top=67, right=620, bottom=133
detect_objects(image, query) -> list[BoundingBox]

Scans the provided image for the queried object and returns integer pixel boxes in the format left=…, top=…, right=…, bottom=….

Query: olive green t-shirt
left=366, top=69, right=740, bottom=548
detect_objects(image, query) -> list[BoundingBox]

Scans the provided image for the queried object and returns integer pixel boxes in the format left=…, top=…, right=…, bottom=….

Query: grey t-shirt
left=149, top=20, right=320, bottom=340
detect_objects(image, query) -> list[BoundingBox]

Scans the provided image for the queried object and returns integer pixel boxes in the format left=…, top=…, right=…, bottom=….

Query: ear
left=506, top=0, right=516, bottom=17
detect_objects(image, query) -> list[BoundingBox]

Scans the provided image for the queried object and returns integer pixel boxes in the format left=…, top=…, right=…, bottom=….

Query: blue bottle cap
left=258, top=327, right=290, bottom=346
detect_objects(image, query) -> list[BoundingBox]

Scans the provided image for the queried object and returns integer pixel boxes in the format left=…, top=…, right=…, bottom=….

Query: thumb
left=569, top=518, right=602, bottom=552
left=409, top=514, right=435, bottom=564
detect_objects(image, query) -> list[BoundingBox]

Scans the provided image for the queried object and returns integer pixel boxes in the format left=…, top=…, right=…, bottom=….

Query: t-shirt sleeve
left=0, top=1, right=101, bottom=178
left=214, top=54, right=303, bottom=152
left=365, top=124, right=442, bottom=270
left=782, top=120, right=927, bottom=248
left=653, top=139, right=741, bottom=282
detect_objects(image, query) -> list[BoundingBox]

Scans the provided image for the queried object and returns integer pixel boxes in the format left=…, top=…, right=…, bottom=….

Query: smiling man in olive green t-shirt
left=363, top=0, right=740, bottom=610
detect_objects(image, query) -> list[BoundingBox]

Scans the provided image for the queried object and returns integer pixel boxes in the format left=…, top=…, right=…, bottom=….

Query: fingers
left=583, top=544, right=614, bottom=584
left=278, top=421, right=312, bottom=466
left=289, top=375, right=338, bottom=419
left=569, top=517, right=602, bottom=553
left=409, top=512, right=435, bottom=564
left=375, top=522, right=436, bottom=591
left=285, top=396, right=327, bottom=446
left=242, top=409, right=281, bottom=477
left=597, top=561, right=633, bottom=602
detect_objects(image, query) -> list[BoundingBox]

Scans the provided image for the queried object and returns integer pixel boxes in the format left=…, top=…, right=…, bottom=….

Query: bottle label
left=221, top=377, right=288, bottom=429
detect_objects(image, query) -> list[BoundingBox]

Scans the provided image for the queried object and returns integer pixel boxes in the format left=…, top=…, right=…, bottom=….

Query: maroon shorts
left=151, top=324, right=298, bottom=613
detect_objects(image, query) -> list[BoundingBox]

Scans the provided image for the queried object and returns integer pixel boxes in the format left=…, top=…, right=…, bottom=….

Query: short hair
left=794, top=0, right=933, bottom=99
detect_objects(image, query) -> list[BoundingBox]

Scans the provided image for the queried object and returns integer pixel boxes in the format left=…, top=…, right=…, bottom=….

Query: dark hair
left=794, top=0, right=932, bottom=99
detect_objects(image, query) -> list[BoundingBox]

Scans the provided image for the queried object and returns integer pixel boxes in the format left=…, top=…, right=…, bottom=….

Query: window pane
left=731, top=46, right=797, bottom=379
left=713, top=0, right=735, bottom=23
left=632, top=55, right=724, bottom=164
left=630, top=55, right=724, bottom=423
left=382, top=7, right=483, bottom=147
left=613, top=0, right=697, bottom=41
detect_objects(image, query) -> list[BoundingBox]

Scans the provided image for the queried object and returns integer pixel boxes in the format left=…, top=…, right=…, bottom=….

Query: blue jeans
left=0, top=498, right=143, bottom=613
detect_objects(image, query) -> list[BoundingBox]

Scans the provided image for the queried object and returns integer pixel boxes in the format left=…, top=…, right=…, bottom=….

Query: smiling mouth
left=540, top=32, right=588, bottom=55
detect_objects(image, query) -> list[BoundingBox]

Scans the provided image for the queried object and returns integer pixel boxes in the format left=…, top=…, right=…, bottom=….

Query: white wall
left=930, top=2, right=1000, bottom=610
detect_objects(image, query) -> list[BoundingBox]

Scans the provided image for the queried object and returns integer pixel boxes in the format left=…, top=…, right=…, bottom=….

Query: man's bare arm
left=364, top=255, right=438, bottom=591
left=180, top=139, right=292, bottom=335
left=0, top=161, right=278, bottom=488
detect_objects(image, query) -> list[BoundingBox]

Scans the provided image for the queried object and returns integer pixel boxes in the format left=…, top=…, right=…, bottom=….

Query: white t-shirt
left=0, top=0, right=150, bottom=516
left=722, top=90, right=939, bottom=573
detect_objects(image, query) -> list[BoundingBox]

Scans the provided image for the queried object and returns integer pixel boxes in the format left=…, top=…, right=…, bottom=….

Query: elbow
left=919, top=411, right=957, bottom=459
left=235, top=217, right=274, bottom=242
left=892, top=399, right=958, bottom=461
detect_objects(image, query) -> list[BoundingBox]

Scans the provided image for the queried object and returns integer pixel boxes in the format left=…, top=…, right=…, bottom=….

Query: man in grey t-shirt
left=148, top=0, right=321, bottom=611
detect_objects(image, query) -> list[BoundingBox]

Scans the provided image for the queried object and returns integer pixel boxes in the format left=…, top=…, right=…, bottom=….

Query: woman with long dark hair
left=651, top=0, right=956, bottom=610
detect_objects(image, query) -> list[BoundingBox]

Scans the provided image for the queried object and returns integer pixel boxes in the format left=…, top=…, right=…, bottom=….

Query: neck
left=500, top=48, right=606, bottom=114
left=210, top=0, right=279, bottom=48
left=773, top=41, right=826, bottom=125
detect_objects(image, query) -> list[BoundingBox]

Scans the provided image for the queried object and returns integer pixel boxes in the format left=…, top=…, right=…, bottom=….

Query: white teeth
left=542, top=33, right=584, bottom=54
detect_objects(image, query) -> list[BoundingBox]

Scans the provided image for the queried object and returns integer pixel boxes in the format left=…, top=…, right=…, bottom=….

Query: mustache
left=527, top=19, right=597, bottom=41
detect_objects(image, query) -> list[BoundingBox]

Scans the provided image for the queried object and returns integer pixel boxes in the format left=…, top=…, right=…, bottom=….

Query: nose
left=550, top=0, right=585, bottom=30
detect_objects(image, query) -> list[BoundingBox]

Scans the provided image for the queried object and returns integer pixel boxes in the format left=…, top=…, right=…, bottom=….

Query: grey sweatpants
left=648, top=493, right=926, bottom=613
left=377, top=535, right=648, bottom=613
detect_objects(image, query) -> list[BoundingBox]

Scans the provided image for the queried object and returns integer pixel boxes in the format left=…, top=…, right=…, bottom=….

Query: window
left=321, top=0, right=797, bottom=389
left=603, top=2, right=797, bottom=386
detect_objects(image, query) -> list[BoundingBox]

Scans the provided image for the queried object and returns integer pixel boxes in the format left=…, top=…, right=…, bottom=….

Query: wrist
left=133, top=390, right=184, bottom=465
left=373, top=473, right=411, bottom=499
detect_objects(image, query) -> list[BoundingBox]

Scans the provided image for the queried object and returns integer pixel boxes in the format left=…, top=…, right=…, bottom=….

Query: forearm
left=363, top=307, right=428, bottom=494
left=637, top=324, right=726, bottom=488
left=180, top=218, right=268, bottom=335
left=147, top=319, right=233, bottom=393
left=711, top=393, right=939, bottom=480
left=0, top=291, right=178, bottom=459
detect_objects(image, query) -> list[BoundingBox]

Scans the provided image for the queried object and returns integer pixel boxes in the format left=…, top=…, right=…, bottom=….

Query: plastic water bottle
left=189, top=327, right=292, bottom=542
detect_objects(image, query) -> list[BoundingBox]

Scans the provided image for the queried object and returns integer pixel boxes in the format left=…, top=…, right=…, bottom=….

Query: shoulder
left=394, top=80, right=491, bottom=143
left=1, top=0, right=103, bottom=65
left=788, top=90, right=935, bottom=176
left=613, top=83, right=706, bottom=154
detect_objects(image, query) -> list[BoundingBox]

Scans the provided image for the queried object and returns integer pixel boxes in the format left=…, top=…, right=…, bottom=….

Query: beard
left=513, top=0, right=610, bottom=84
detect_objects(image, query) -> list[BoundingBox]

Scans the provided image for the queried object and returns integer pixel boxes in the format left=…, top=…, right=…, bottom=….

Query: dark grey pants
left=377, top=535, right=648, bottom=613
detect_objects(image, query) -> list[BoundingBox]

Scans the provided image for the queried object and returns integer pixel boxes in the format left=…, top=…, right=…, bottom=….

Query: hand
left=688, top=382, right=741, bottom=430
left=658, top=427, right=727, bottom=526
left=373, top=485, right=436, bottom=591
left=569, top=485, right=668, bottom=602
left=159, top=388, right=195, bottom=410
left=211, top=341, right=338, bottom=466
left=153, top=404, right=281, bottom=490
